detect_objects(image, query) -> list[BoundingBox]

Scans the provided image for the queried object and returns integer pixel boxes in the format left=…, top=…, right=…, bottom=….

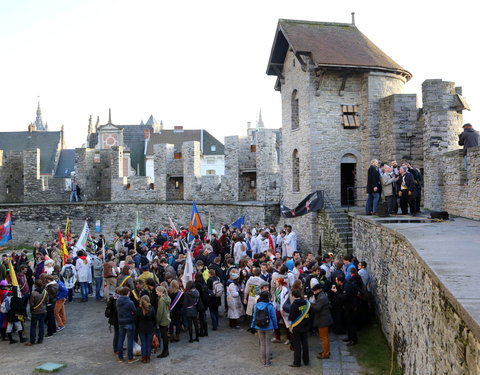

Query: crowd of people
left=0, top=222, right=372, bottom=367
left=366, top=158, right=423, bottom=216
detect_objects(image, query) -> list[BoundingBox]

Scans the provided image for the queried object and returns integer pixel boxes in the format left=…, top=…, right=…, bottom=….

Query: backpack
left=1, top=295, right=12, bottom=314
left=62, top=265, right=73, bottom=281
left=212, top=279, right=224, bottom=298
left=254, top=305, right=270, bottom=328
left=105, top=300, right=112, bottom=319
left=303, top=274, right=316, bottom=297
left=58, top=282, right=68, bottom=298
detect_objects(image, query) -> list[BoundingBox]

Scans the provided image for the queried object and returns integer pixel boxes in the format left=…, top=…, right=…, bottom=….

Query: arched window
left=292, top=149, right=300, bottom=192
left=291, top=90, right=299, bottom=130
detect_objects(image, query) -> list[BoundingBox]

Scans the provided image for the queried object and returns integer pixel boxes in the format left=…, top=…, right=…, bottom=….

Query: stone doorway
left=341, top=154, right=356, bottom=206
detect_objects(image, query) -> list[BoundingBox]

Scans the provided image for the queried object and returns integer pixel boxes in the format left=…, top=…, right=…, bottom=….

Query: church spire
left=88, top=115, right=93, bottom=135
left=34, top=97, right=46, bottom=131
left=256, top=109, right=264, bottom=130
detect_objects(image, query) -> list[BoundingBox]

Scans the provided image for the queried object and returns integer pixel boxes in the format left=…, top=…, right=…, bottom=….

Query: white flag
left=181, top=249, right=195, bottom=288
left=74, top=221, right=90, bottom=250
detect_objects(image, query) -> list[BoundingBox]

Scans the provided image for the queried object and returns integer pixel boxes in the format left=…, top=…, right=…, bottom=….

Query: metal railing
left=346, top=186, right=367, bottom=213
left=323, top=191, right=353, bottom=254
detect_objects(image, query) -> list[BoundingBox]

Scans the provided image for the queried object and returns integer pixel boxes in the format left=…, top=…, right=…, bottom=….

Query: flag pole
left=10, top=210, right=14, bottom=251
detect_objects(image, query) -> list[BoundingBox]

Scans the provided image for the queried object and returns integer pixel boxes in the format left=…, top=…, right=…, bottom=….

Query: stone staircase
left=324, top=207, right=354, bottom=253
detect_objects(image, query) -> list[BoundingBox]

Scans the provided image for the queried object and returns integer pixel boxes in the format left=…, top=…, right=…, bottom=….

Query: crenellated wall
left=432, top=146, right=480, bottom=220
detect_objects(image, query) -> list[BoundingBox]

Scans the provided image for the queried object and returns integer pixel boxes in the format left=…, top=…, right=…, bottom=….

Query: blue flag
left=0, top=211, right=13, bottom=246
left=231, top=216, right=245, bottom=229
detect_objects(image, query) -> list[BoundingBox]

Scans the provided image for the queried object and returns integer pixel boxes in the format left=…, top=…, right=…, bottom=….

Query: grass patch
left=352, top=323, right=403, bottom=375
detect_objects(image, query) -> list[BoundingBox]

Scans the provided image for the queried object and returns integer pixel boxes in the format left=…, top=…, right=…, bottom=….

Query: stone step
left=328, top=217, right=350, bottom=223
left=333, top=223, right=352, bottom=230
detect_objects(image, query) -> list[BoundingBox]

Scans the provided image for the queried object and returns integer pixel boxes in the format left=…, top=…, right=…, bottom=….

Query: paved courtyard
left=0, top=297, right=366, bottom=375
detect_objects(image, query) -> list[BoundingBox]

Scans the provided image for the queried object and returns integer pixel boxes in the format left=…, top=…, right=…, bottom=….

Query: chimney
left=28, top=123, right=34, bottom=136
left=351, top=12, right=355, bottom=25
left=143, top=128, right=151, bottom=140
left=174, top=125, right=183, bottom=132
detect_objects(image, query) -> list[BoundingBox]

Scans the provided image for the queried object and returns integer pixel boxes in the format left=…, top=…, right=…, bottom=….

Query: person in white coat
left=233, top=235, right=247, bottom=265
left=283, top=226, right=297, bottom=258
left=272, top=276, right=291, bottom=344
left=75, top=250, right=92, bottom=302
left=226, top=270, right=244, bottom=328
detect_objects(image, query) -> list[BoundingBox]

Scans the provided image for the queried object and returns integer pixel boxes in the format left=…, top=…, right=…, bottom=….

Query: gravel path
left=0, top=296, right=365, bottom=375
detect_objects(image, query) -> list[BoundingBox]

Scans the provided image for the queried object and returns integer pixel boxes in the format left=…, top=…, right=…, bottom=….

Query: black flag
left=280, top=191, right=324, bottom=218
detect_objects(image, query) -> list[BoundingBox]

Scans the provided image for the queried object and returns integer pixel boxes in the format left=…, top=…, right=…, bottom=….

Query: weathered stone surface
left=0, top=201, right=279, bottom=246
left=352, top=215, right=480, bottom=375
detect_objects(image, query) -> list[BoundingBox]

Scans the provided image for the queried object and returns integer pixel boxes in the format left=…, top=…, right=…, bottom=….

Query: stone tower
left=422, top=79, right=464, bottom=210
left=266, top=19, right=411, bottom=250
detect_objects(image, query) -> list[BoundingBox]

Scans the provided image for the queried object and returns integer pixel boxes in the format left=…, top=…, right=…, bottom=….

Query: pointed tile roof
left=267, top=19, right=411, bottom=80
left=145, top=115, right=159, bottom=126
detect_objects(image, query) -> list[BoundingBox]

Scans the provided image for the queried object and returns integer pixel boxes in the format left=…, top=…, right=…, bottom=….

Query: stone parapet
left=0, top=201, right=280, bottom=246
left=352, top=215, right=480, bottom=375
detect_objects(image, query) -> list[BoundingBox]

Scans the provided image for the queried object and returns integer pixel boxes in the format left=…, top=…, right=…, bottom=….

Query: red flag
left=58, top=229, right=69, bottom=265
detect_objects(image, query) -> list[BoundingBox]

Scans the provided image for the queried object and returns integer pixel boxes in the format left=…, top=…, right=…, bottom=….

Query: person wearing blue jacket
left=54, top=278, right=69, bottom=331
left=250, top=291, right=278, bottom=366
left=116, top=287, right=139, bottom=363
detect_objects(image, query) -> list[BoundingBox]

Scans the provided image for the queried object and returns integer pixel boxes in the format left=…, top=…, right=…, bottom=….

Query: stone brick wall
left=111, top=176, right=156, bottom=202
left=0, top=151, right=24, bottom=203
left=379, top=94, right=422, bottom=167
left=256, top=131, right=281, bottom=202
left=422, top=79, right=464, bottom=210
left=74, top=148, right=115, bottom=201
left=429, top=146, right=480, bottom=220
left=0, top=201, right=280, bottom=246
left=352, top=215, right=480, bottom=375
left=222, top=136, right=240, bottom=201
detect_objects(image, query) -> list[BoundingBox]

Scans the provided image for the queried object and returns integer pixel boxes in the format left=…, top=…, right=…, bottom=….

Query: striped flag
left=74, top=221, right=90, bottom=250
left=188, top=201, right=202, bottom=236
left=58, top=229, right=69, bottom=264
left=65, top=217, right=71, bottom=242
left=0, top=211, right=13, bottom=246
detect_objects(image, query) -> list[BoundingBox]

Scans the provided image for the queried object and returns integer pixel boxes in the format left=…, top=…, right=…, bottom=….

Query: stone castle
left=1, top=18, right=480, bottom=375
left=0, top=18, right=478, bottom=249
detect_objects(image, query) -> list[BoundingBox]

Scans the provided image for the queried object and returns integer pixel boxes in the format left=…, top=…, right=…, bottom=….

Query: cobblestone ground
left=0, top=297, right=365, bottom=375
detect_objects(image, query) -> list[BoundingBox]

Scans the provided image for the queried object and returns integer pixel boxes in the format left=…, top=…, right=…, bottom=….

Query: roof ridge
left=279, top=19, right=355, bottom=28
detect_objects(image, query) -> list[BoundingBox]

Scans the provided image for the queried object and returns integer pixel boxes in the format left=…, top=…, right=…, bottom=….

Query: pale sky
left=0, top=0, right=478, bottom=148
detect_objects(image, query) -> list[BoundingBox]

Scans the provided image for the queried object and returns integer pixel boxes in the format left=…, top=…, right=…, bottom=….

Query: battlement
left=0, top=129, right=281, bottom=204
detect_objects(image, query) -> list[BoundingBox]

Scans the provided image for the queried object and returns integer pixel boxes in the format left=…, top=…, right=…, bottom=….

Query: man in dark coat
left=288, top=289, right=312, bottom=367
left=459, top=123, right=479, bottom=154
left=365, top=159, right=381, bottom=215
left=331, top=274, right=362, bottom=346
left=312, top=284, right=333, bottom=359
left=397, top=166, right=416, bottom=215
left=459, top=123, right=479, bottom=184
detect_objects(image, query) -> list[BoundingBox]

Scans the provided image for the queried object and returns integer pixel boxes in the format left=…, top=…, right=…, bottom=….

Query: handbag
left=152, top=334, right=160, bottom=353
